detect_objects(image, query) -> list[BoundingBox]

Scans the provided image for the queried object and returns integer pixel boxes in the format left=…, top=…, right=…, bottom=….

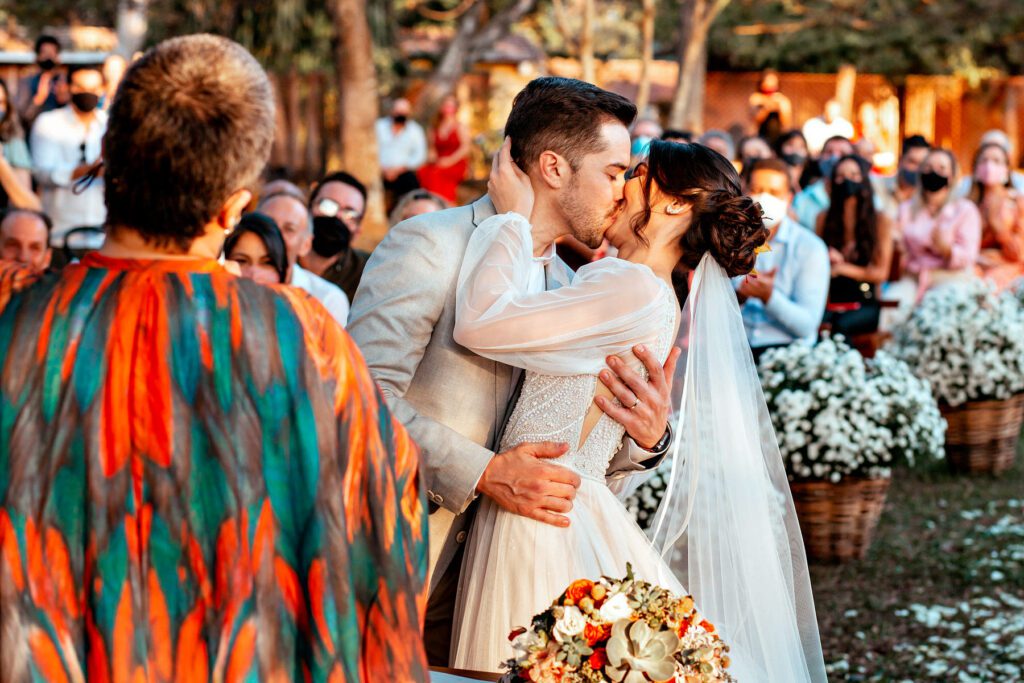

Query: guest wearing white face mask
left=737, top=158, right=831, bottom=362
left=970, top=142, right=1024, bottom=290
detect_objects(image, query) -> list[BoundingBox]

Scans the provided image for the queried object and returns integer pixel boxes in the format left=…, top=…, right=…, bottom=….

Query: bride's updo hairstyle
left=633, top=140, right=767, bottom=277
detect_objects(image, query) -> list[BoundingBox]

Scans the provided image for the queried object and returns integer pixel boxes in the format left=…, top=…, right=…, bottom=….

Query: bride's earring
left=665, top=203, right=685, bottom=215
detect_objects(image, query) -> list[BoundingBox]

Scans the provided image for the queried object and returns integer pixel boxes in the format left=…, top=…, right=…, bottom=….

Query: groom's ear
left=536, top=150, right=571, bottom=190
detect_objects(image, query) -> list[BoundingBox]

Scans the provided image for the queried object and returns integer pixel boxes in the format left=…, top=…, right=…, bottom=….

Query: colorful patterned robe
left=0, top=254, right=429, bottom=682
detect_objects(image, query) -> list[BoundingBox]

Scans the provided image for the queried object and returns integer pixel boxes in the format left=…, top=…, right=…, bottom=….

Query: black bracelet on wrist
left=641, top=423, right=673, bottom=455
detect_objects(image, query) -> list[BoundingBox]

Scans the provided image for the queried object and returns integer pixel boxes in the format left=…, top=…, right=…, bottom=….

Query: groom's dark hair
left=505, top=77, right=636, bottom=172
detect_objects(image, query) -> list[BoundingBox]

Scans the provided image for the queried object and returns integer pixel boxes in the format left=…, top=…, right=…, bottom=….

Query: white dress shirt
left=375, top=117, right=427, bottom=171
left=291, top=263, right=351, bottom=327
left=30, top=106, right=108, bottom=245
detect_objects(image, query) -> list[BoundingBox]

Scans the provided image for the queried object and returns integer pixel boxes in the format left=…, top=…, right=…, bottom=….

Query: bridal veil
left=650, top=253, right=828, bottom=682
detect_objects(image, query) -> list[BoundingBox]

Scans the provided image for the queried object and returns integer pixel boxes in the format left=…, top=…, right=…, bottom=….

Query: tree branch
left=416, top=0, right=479, bottom=22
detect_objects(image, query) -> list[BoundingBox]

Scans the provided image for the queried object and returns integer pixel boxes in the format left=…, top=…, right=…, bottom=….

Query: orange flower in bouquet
left=499, top=566, right=733, bottom=683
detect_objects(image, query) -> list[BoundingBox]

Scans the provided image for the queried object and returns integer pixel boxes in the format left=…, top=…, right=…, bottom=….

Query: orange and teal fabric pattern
left=0, top=253, right=429, bottom=682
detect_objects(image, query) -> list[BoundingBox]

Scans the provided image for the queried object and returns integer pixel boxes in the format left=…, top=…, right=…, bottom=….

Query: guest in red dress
left=416, top=95, right=470, bottom=203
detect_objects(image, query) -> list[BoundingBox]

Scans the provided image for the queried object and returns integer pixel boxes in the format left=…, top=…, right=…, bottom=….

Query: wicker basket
left=790, top=478, right=891, bottom=562
left=940, top=394, right=1024, bottom=475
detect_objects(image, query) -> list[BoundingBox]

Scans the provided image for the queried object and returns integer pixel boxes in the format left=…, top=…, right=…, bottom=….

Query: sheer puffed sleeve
left=454, top=212, right=670, bottom=376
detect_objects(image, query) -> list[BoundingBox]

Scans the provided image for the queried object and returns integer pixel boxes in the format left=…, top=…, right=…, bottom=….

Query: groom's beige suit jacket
left=348, top=196, right=661, bottom=595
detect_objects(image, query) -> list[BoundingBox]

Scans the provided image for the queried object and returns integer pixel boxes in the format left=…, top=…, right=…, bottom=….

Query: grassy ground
left=812, top=450, right=1024, bottom=681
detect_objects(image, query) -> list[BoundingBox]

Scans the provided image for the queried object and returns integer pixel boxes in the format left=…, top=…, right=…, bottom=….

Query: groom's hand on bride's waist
left=476, top=441, right=580, bottom=528
left=596, top=344, right=681, bottom=451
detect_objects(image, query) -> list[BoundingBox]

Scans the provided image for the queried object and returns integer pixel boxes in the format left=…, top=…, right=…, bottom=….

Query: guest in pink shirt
left=883, top=148, right=982, bottom=328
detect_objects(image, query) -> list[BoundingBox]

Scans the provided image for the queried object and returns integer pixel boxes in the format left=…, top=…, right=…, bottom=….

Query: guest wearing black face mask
left=817, top=155, right=894, bottom=337
left=375, top=97, right=427, bottom=210
left=29, top=65, right=107, bottom=252
left=298, top=171, right=372, bottom=302
left=878, top=134, right=931, bottom=222
left=885, top=148, right=982, bottom=328
left=774, top=129, right=814, bottom=191
left=16, top=35, right=69, bottom=129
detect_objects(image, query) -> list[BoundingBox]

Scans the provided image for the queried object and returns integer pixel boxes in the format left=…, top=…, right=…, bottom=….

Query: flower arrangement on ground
left=758, top=335, right=946, bottom=482
left=499, top=566, right=733, bottom=683
left=888, top=280, right=1024, bottom=407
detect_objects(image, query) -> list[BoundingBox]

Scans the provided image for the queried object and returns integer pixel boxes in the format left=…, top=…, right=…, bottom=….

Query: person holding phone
left=17, top=35, right=69, bottom=129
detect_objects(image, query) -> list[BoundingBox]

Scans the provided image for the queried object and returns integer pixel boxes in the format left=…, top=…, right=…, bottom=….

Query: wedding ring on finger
left=629, top=398, right=642, bottom=410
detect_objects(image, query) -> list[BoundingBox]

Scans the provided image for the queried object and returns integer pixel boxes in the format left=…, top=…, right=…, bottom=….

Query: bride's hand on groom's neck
left=595, top=345, right=681, bottom=450
left=476, top=441, right=580, bottom=528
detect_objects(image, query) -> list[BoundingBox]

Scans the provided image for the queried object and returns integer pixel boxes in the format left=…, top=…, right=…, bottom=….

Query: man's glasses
left=315, top=198, right=363, bottom=224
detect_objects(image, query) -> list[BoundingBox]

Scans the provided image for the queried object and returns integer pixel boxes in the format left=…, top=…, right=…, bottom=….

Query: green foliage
left=708, top=0, right=1024, bottom=78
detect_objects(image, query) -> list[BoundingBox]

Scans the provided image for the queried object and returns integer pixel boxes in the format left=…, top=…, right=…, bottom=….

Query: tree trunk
left=418, top=0, right=539, bottom=118
left=580, top=0, right=596, bottom=84
left=116, top=0, right=149, bottom=57
left=635, top=0, right=656, bottom=115
left=326, top=0, right=386, bottom=246
left=835, top=63, right=857, bottom=122
left=417, top=1, right=485, bottom=121
left=668, top=0, right=728, bottom=132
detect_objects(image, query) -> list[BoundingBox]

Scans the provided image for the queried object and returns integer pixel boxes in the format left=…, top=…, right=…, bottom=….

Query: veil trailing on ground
left=649, top=254, right=828, bottom=682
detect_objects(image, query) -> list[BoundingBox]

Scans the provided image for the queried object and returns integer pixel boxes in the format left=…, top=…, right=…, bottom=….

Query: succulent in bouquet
left=499, top=566, right=733, bottom=683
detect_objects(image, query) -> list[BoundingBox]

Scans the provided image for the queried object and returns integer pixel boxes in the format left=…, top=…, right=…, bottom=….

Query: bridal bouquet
left=499, top=566, right=733, bottom=683
left=758, top=336, right=945, bottom=482
left=888, top=280, right=1024, bottom=407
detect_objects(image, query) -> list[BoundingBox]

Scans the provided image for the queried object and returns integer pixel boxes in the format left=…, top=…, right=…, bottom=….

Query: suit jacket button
left=456, top=531, right=467, bottom=543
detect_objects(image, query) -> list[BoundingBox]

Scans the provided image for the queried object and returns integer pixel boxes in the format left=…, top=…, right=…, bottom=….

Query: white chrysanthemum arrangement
left=758, top=336, right=946, bottom=482
left=889, top=280, right=1024, bottom=407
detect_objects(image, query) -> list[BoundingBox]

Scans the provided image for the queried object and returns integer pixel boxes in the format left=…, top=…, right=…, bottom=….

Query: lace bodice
left=499, top=278, right=678, bottom=482
left=453, top=211, right=681, bottom=481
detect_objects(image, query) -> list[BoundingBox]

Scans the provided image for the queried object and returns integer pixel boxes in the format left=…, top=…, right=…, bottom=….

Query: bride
left=450, top=138, right=827, bottom=681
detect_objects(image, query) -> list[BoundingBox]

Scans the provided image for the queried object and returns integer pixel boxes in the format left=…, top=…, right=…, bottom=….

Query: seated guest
left=737, top=134, right=773, bottom=170
left=661, top=129, right=693, bottom=143
left=697, top=129, right=736, bottom=164
left=792, top=135, right=856, bottom=230
left=888, top=148, right=982, bottom=323
left=299, top=171, right=371, bottom=302
left=417, top=95, right=470, bottom=203
left=740, top=158, right=831, bottom=361
left=969, top=142, right=1024, bottom=289
left=816, top=155, right=894, bottom=337
left=0, top=208, right=52, bottom=272
left=389, top=188, right=449, bottom=226
left=30, top=64, right=108, bottom=247
left=223, top=211, right=289, bottom=284
left=258, top=186, right=351, bottom=325
left=0, top=35, right=429, bottom=680
left=774, top=129, right=813, bottom=191
left=376, top=97, right=427, bottom=206
left=0, top=78, right=41, bottom=211
left=956, top=129, right=1024, bottom=196
left=878, top=134, right=931, bottom=222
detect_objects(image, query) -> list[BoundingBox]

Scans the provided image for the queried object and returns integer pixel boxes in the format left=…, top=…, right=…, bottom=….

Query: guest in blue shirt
left=739, top=158, right=831, bottom=361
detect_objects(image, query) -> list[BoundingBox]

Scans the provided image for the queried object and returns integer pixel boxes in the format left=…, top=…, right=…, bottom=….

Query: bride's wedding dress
left=451, top=215, right=684, bottom=674
left=449, top=212, right=827, bottom=682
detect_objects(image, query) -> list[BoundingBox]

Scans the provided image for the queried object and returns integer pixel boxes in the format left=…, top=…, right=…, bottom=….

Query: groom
left=348, top=77, right=679, bottom=664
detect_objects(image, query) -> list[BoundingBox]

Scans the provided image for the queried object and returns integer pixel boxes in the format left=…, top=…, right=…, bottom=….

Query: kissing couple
left=349, top=77, right=827, bottom=682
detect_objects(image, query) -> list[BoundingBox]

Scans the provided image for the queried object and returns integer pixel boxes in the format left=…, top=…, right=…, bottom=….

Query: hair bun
left=679, top=190, right=768, bottom=277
